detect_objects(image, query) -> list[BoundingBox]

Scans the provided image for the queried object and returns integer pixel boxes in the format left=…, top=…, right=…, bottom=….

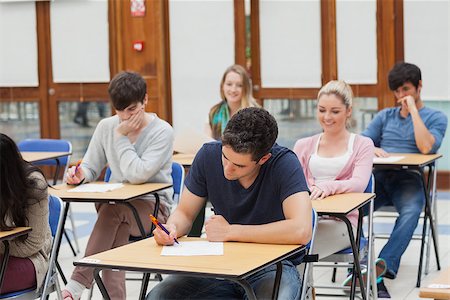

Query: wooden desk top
left=0, top=227, right=32, bottom=241
left=312, top=193, right=375, bottom=215
left=21, top=151, right=71, bottom=163
left=50, top=182, right=172, bottom=201
left=74, top=237, right=303, bottom=278
left=419, top=267, right=450, bottom=299
left=373, top=153, right=442, bottom=168
left=173, top=153, right=195, bottom=167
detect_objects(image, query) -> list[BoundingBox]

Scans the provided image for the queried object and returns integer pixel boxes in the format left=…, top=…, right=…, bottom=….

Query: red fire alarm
left=133, top=40, right=144, bottom=52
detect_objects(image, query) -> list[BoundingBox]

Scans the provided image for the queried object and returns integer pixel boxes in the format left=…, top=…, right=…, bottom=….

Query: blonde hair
left=318, top=80, right=353, bottom=109
left=219, top=64, right=259, bottom=108
left=317, top=80, right=353, bottom=128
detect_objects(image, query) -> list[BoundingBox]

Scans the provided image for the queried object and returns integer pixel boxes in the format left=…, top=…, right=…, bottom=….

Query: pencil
left=149, top=214, right=179, bottom=244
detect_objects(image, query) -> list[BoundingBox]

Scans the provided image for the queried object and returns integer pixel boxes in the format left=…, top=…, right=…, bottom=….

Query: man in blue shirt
left=147, top=107, right=312, bottom=300
left=362, top=62, right=447, bottom=297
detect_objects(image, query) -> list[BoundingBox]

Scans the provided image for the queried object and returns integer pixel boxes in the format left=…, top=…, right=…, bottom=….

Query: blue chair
left=171, top=162, right=185, bottom=204
left=0, top=195, right=65, bottom=299
left=18, top=139, right=72, bottom=185
left=312, top=174, right=376, bottom=299
left=18, top=139, right=80, bottom=258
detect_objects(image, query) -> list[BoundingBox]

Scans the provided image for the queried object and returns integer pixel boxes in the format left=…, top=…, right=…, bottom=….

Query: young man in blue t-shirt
left=362, top=62, right=447, bottom=297
left=148, top=107, right=312, bottom=300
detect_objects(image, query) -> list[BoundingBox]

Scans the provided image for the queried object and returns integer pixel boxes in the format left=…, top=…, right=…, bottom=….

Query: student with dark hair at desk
left=62, top=71, right=174, bottom=300
left=147, top=107, right=312, bottom=300
left=362, top=62, right=447, bottom=297
left=0, top=133, right=52, bottom=294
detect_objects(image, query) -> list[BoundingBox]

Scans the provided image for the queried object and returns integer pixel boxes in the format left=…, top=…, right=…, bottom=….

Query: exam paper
left=373, top=156, right=405, bottom=164
left=68, top=183, right=124, bottom=193
left=161, top=241, right=224, bottom=256
left=427, top=284, right=450, bottom=289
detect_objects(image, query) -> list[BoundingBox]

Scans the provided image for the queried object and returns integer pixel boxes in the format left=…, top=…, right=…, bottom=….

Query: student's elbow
left=418, top=143, right=433, bottom=155
left=125, top=173, right=148, bottom=185
left=292, top=225, right=312, bottom=245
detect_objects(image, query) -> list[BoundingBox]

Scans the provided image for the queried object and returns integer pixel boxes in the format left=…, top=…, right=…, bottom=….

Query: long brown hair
left=0, top=133, right=47, bottom=234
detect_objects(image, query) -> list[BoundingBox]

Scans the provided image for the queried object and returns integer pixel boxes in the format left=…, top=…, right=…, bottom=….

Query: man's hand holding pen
left=153, top=222, right=178, bottom=246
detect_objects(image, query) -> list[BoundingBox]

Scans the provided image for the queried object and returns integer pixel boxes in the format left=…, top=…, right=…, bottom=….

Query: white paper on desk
left=161, top=241, right=224, bottom=256
left=373, top=156, right=405, bottom=164
left=427, top=284, right=450, bottom=289
left=67, top=183, right=124, bottom=193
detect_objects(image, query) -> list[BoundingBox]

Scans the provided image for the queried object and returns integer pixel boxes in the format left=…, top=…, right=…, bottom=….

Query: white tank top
left=309, top=133, right=355, bottom=183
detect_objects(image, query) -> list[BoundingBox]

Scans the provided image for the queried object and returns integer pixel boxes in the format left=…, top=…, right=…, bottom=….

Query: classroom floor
left=52, top=190, right=450, bottom=299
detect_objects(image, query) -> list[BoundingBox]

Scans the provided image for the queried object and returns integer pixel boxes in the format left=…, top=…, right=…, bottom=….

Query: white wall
left=169, top=0, right=234, bottom=143
left=0, top=2, right=38, bottom=87
left=50, top=0, right=110, bottom=83
left=259, top=0, right=322, bottom=88
left=336, top=0, right=377, bottom=84
left=404, top=0, right=449, bottom=101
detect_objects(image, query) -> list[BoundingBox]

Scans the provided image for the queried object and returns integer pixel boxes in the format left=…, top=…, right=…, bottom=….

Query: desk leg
left=54, top=158, right=61, bottom=185
left=366, top=199, right=376, bottom=299
left=417, top=167, right=441, bottom=287
left=139, top=273, right=151, bottom=300
left=123, top=193, right=160, bottom=238
left=0, top=241, right=10, bottom=291
left=336, top=214, right=366, bottom=300
left=54, top=202, right=70, bottom=284
left=271, top=261, right=282, bottom=300
left=229, top=279, right=257, bottom=300
left=94, top=268, right=110, bottom=300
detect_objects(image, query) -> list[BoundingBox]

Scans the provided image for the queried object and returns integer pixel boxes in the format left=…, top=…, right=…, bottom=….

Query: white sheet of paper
left=373, top=156, right=405, bottom=164
left=68, top=183, right=124, bottom=193
left=427, top=283, right=450, bottom=289
left=161, top=241, right=224, bottom=256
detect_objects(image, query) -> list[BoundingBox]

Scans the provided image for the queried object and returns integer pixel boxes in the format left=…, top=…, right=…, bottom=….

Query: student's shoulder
left=293, top=134, right=320, bottom=151
left=376, top=107, right=398, bottom=119
left=97, top=115, right=119, bottom=129
left=422, top=107, right=448, bottom=121
left=28, top=170, right=47, bottom=185
left=271, top=144, right=301, bottom=165
left=199, top=141, right=222, bottom=155
left=191, top=141, right=222, bottom=167
left=355, top=134, right=374, bottom=147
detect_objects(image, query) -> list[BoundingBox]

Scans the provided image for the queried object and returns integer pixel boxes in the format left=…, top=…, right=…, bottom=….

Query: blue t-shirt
left=362, top=106, right=447, bottom=154
left=185, top=142, right=309, bottom=263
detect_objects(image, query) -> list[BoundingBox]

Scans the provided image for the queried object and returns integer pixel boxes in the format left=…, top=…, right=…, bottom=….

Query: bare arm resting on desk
left=205, top=191, right=312, bottom=245
left=153, top=190, right=312, bottom=246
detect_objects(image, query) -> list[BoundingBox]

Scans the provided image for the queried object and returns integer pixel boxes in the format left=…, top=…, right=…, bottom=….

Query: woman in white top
left=293, top=80, right=385, bottom=285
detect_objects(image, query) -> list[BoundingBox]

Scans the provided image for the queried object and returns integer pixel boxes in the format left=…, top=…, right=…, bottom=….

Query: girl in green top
left=208, top=64, right=259, bottom=140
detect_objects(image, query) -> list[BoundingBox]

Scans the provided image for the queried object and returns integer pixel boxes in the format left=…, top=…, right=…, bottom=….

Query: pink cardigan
left=293, top=133, right=374, bottom=226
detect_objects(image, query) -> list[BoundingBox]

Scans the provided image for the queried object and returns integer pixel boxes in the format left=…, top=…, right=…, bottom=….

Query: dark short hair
left=108, top=71, right=147, bottom=110
left=388, top=62, right=422, bottom=91
left=222, top=107, right=278, bottom=161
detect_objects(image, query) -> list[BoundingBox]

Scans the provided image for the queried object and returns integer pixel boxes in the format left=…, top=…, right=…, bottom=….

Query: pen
left=149, top=214, right=179, bottom=244
left=72, top=160, right=82, bottom=178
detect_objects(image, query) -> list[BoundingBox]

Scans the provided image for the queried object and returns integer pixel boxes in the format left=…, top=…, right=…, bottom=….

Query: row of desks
left=3, top=152, right=444, bottom=299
